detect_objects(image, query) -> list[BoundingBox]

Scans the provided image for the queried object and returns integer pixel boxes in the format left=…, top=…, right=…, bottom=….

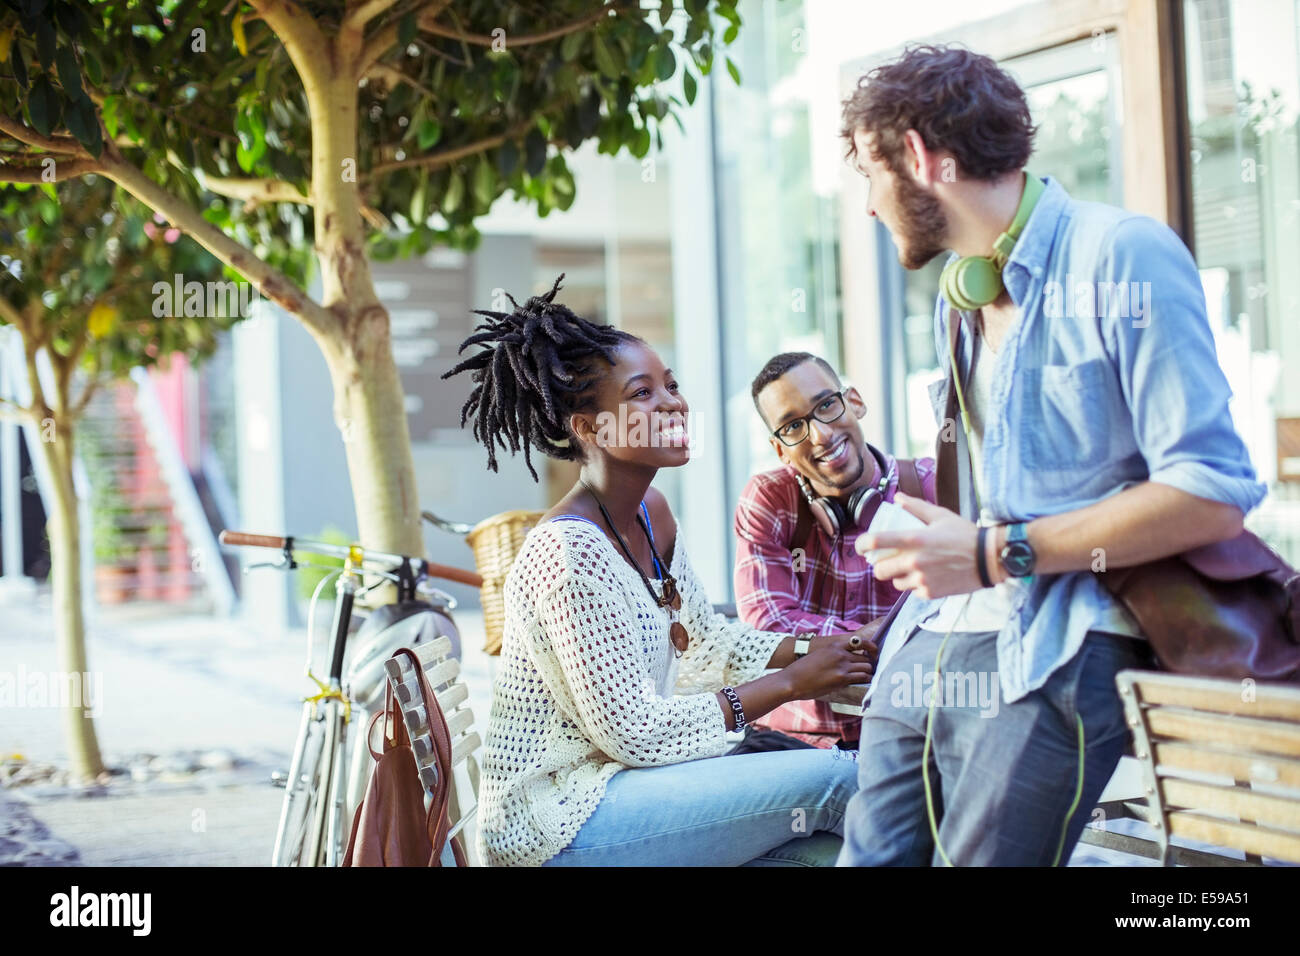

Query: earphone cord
left=922, top=319, right=1085, bottom=866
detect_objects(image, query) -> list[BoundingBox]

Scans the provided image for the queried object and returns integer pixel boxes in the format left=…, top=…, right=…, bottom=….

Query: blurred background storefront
left=12, top=0, right=1294, bottom=622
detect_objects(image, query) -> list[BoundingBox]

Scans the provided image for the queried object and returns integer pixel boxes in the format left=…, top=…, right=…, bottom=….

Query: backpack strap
left=895, top=458, right=924, bottom=500
left=791, top=480, right=814, bottom=557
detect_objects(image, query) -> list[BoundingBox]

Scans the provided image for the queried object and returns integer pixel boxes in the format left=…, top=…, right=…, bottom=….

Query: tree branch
left=247, top=0, right=330, bottom=89
left=358, top=0, right=452, bottom=74
left=364, top=63, right=438, bottom=103
left=0, top=157, right=102, bottom=183
left=69, top=369, right=103, bottom=421
left=366, top=123, right=529, bottom=178
left=420, top=3, right=618, bottom=48
left=344, top=0, right=400, bottom=31
left=0, top=396, right=34, bottom=425
left=0, top=115, right=87, bottom=155
left=96, top=146, right=339, bottom=339
left=196, top=171, right=312, bottom=205
left=0, top=293, right=26, bottom=333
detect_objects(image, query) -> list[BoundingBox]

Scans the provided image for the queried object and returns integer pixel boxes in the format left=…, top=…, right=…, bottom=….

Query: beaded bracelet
left=721, top=686, right=746, bottom=732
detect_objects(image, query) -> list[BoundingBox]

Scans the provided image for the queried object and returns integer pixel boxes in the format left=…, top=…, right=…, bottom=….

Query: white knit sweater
left=476, top=518, right=788, bottom=867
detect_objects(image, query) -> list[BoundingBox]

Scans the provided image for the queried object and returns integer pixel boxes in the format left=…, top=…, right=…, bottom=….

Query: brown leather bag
left=1096, top=531, right=1300, bottom=683
left=342, top=647, right=466, bottom=867
left=934, top=305, right=1300, bottom=683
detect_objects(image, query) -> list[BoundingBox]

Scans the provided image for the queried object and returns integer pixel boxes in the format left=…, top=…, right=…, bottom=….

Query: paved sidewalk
left=2, top=594, right=495, bottom=866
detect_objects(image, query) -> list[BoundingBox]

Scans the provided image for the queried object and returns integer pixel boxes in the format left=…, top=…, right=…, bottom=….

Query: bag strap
left=791, top=482, right=814, bottom=557
left=392, top=646, right=465, bottom=867
left=895, top=458, right=923, bottom=500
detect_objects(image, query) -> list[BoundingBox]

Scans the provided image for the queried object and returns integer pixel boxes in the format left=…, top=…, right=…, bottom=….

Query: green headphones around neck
left=938, top=172, right=1045, bottom=311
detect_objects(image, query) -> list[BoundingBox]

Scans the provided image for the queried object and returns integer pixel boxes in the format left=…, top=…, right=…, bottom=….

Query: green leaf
left=56, top=44, right=82, bottom=100
left=524, top=128, right=547, bottom=176
left=11, top=44, right=28, bottom=89
left=26, top=75, right=60, bottom=137
left=683, top=68, right=697, bottom=105
left=416, top=118, right=442, bottom=150
left=496, top=140, right=519, bottom=177
left=82, top=49, right=101, bottom=87
left=592, top=34, right=618, bottom=78
left=64, top=96, right=100, bottom=157
left=726, top=56, right=741, bottom=85
left=55, top=1, right=86, bottom=39
left=696, top=43, right=712, bottom=75
left=723, top=23, right=739, bottom=44
left=101, top=93, right=119, bottom=137
left=34, top=16, right=55, bottom=70
left=442, top=169, right=464, bottom=214
left=658, top=0, right=674, bottom=27
left=560, top=30, right=585, bottom=62
left=472, top=157, right=495, bottom=207
left=398, top=11, right=417, bottom=48
left=409, top=173, right=427, bottom=225
left=656, top=44, right=676, bottom=83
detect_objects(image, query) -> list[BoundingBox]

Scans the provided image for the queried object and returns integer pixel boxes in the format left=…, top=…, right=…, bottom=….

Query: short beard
left=819, top=443, right=867, bottom=492
left=891, top=172, right=948, bottom=270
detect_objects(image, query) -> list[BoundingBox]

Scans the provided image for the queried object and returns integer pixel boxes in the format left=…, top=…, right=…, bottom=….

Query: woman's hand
left=783, top=634, right=876, bottom=700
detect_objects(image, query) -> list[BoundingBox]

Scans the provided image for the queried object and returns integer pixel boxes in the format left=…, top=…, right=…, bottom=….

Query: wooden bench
left=1112, top=669, right=1300, bottom=866
left=383, top=636, right=482, bottom=866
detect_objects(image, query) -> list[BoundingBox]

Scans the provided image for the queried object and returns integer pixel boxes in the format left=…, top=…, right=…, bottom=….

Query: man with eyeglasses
left=730, top=351, right=937, bottom=754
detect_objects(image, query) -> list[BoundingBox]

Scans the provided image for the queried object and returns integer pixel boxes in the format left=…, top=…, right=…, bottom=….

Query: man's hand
left=861, top=493, right=986, bottom=599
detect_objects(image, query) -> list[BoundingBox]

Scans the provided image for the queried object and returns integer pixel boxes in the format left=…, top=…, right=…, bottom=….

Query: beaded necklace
left=580, top=480, right=688, bottom=656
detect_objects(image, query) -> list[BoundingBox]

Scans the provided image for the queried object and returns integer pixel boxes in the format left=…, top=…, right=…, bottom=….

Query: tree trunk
left=35, top=419, right=106, bottom=781
left=308, top=63, right=424, bottom=560
left=318, top=319, right=424, bottom=559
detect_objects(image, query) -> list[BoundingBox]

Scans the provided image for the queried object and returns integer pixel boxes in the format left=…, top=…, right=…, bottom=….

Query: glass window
left=1184, top=0, right=1300, bottom=562
left=712, top=0, right=843, bottom=530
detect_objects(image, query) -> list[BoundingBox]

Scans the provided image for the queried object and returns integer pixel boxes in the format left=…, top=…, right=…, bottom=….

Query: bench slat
left=1153, top=741, right=1300, bottom=789
left=1145, top=709, right=1300, bottom=758
left=1132, top=678, right=1300, bottom=720
left=423, top=657, right=460, bottom=689
left=451, top=732, right=481, bottom=767
left=1168, top=810, right=1300, bottom=864
left=1160, top=778, right=1300, bottom=831
left=413, top=637, right=454, bottom=667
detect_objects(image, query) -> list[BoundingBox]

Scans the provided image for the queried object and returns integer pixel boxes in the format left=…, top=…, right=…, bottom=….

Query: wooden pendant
left=669, top=621, right=689, bottom=654
left=661, top=575, right=682, bottom=611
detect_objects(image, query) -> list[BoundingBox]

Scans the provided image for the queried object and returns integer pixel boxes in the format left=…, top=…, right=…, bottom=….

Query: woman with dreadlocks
left=443, top=276, right=874, bottom=867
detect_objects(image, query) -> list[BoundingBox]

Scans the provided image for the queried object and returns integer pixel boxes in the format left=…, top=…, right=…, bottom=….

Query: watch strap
left=975, top=525, right=993, bottom=588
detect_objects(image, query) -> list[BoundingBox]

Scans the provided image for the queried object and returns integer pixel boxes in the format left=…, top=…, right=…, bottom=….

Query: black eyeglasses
left=771, top=391, right=848, bottom=446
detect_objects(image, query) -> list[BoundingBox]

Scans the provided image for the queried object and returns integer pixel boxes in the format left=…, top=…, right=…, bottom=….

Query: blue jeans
left=541, top=748, right=859, bottom=866
left=838, top=626, right=1151, bottom=866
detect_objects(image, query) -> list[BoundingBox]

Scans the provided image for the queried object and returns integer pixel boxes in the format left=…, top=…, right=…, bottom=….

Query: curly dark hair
left=441, top=274, right=639, bottom=481
left=841, top=44, right=1036, bottom=182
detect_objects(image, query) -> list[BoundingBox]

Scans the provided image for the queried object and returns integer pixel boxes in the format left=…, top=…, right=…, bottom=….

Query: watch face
left=1001, top=540, right=1035, bottom=577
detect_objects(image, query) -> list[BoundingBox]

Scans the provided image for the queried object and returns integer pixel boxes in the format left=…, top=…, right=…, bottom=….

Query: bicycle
left=219, top=513, right=483, bottom=867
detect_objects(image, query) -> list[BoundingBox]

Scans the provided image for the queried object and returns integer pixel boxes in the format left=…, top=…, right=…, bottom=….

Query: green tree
left=0, top=0, right=743, bottom=561
left=0, top=175, right=232, bottom=780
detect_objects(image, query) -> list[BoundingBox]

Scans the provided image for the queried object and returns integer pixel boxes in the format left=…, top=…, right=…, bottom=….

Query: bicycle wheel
left=272, top=702, right=326, bottom=867
left=305, top=698, right=345, bottom=867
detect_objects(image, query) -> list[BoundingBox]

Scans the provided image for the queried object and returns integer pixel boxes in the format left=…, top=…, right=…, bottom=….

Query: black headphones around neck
left=796, top=443, right=894, bottom=538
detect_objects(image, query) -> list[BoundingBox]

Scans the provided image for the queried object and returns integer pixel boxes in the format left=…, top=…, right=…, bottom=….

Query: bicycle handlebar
left=218, top=529, right=484, bottom=589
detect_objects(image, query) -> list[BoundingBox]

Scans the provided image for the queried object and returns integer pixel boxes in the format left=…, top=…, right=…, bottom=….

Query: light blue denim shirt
left=882, top=174, right=1268, bottom=704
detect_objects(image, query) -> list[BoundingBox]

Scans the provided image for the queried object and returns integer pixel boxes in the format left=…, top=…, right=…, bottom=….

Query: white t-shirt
left=920, top=324, right=1025, bottom=633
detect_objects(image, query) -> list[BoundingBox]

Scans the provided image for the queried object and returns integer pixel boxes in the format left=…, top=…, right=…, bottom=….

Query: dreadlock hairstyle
left=441, top=274, right=640, bottom=481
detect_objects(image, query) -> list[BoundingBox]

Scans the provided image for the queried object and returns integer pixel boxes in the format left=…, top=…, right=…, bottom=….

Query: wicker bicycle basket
left=465, top=509, right=546, bottom=655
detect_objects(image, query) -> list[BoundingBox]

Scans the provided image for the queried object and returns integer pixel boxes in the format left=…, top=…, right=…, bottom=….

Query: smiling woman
left=441, top=276, right=876, bottom=867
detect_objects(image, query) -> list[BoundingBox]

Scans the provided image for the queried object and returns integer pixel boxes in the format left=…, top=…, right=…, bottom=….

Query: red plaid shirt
left=733, top=455, right=938, bottom=746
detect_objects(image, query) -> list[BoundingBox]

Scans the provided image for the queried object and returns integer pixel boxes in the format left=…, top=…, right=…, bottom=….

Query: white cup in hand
left=856, top=500, right=926, bottom=564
